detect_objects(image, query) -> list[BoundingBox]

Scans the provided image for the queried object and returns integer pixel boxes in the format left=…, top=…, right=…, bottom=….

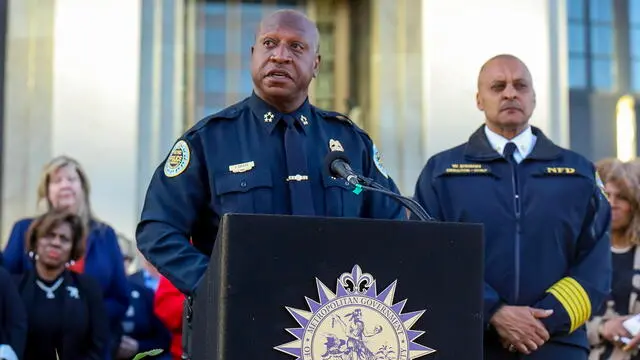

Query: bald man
left=412, top=54, right=611, bottom=359
left=136, top=9, right=405, bottom=296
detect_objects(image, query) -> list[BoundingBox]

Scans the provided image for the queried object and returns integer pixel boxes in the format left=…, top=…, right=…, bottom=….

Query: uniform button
left=240, top=180, right=247, bottom=188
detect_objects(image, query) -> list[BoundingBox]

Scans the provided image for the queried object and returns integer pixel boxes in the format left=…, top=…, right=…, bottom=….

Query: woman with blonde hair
left=588, top=159, right=640, bottom=359
left=3, top=155, right=129, bottom=360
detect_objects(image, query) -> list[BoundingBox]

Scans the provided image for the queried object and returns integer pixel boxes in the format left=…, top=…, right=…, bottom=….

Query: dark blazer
left=128, top=270, right=145, bottom=289
left=4, top=218, right=130, bottom=328
left=0, top=266, right=26, bottom=359
left=121, top=280, right=171, bottom=359
left=16, top=269, right=110, bottom=360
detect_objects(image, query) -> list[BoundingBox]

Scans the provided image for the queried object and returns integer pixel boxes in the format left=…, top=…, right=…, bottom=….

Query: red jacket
left=154, top=276, right=184, bottom=360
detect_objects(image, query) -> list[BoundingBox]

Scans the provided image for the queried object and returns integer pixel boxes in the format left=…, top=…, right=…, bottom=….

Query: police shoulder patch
left=372, top=143, right=389, bottom=178
left=164, top=140, right=191, bottom=178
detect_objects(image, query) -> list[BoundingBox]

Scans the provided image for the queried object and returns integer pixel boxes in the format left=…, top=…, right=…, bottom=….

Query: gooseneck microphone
left=323, top=151, right=361, bottom=186
left=323, top=152, right=434, bottom=221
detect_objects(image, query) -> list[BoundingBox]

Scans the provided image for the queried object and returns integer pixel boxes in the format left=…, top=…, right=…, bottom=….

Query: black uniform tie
left=283, top=115, right=315, bottom=216
left=503, top=142, right=518, bottom=166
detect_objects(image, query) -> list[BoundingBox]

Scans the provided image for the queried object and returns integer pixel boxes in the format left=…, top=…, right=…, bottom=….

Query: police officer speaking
left=136, top=9, right=404, bottom=296
left=412, top=54, right=611, bottom=359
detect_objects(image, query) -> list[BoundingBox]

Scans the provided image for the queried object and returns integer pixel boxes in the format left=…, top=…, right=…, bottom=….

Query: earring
left=65, top=260, right=75, bottom=268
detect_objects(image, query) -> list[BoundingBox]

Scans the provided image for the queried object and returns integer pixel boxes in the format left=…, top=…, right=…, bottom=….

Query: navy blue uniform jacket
left=137, top=93, right=405, bottom=295
left=413, top=125, right=611, bottom=350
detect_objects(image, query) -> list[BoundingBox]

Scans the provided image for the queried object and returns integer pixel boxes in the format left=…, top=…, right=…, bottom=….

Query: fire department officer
left=412, top=54, right=611, bottom=359
left=136, top=9, right=404, bottom=296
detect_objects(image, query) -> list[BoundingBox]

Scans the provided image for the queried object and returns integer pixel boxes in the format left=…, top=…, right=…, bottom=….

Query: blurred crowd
left=4, top=152, right=640, bottom=359
left=587, top=158, right=640, bottom=359
left=0, top=156, right=184, bottom=360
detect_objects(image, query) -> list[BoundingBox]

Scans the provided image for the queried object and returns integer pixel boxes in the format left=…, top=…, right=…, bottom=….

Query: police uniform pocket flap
left=322, top=176, right=354, bottom=190
left=214, top=168, right=273, bottom=195
left=435, top=163, right=496, bottom=177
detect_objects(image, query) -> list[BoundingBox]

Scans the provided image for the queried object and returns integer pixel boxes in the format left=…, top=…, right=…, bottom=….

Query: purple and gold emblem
left=275, top=265, right=436, bottom=360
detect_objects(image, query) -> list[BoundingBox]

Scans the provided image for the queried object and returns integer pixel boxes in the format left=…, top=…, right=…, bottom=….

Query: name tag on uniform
left=543, top=167, right=577, bottom=175
left=443, top=163, right=491, bottom=175
left=229, top=161, right=255, bottom=173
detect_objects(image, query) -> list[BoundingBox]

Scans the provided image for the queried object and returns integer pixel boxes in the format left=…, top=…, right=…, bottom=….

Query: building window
left=567, top=0, right=616, bottom=90
left=568, top=0, right=588, bottom=88
left=187, top=0, right=305, bottom=122
left=631, top=0, right=640, bottom=91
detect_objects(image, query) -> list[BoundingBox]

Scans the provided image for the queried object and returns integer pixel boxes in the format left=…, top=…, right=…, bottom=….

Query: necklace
left=36, top=278, right=64, bottom=299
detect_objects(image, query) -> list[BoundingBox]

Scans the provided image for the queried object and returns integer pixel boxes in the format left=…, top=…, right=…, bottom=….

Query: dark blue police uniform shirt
left=136, top=92, right=405, bottom=294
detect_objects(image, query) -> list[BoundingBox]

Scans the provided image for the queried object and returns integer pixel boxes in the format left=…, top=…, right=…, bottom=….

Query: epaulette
left=315, top=108, right=373, bottom=139
left=188, top=101, right=245, bottom=134
left=209, top=103, right=244, bottom=120
left=315, top=108, right=355, bottom=125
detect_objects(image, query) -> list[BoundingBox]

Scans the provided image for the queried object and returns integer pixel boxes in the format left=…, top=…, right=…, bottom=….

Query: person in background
left=0, top=265, right=26, bottom=360
left=128, top=254, right=160, bottom=293
left=119, top=233, right=160, bottom=293
left=118, top=251, right=171, bottom=360
left=2, top=155, right=130, bottom=359
left=413, top=54, right=611, bottom=359
left=15, top=209, right=109, bottom=360
left=587, top=159, right=640, bottom=359
left=154, top=276, right=185, bottom=360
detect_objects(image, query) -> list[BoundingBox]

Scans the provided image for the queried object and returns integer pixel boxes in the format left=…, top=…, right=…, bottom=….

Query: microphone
left=323, top=151, right=360, bottom=185
left=323, top=152, right=434, bottom=221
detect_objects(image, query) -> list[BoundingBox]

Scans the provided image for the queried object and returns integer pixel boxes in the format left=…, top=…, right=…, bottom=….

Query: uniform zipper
left=510, top=161, right=522, bottom=304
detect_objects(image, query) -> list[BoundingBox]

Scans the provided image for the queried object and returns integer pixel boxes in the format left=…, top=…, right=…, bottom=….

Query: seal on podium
left=275, top=265, right=436, bottom=359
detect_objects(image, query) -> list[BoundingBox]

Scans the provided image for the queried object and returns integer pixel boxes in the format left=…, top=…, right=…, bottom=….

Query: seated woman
left=0, top=265, right=26, bottom=360
left=3, top=156, right=129, bottom=358
left=588, top=159, right=640, bottom=359
left=15, top=209, right=109, bottom=360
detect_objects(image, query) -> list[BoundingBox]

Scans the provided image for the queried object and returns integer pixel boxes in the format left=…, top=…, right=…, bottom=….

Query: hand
left=489, top=305, right=553, bottom=355
left=117, top=336, right=139, bottom=359
left=599, top=316, right=632, bottom=344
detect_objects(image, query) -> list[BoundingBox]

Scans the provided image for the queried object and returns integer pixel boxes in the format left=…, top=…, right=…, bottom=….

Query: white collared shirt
left=484, top=125, right=537, bottom=164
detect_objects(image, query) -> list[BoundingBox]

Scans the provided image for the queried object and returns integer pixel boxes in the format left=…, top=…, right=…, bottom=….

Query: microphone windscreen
left=323, top=151, right=351, bottom=177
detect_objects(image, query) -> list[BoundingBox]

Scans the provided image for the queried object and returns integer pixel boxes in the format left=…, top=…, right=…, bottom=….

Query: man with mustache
left=412, top=54, right=612, bottom=359
left=136, top=9, right=404, bottom=298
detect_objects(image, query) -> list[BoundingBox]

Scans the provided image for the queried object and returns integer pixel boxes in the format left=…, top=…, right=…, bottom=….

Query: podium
left=190, top=214, right=484, bottom=360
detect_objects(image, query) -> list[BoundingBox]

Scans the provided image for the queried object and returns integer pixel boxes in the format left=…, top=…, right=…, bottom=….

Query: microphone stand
left=351, top=176, right=434, bottom=221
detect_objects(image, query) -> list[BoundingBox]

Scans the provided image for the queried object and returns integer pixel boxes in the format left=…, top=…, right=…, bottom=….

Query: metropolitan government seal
left=275, top=265, right=436, bottom=360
